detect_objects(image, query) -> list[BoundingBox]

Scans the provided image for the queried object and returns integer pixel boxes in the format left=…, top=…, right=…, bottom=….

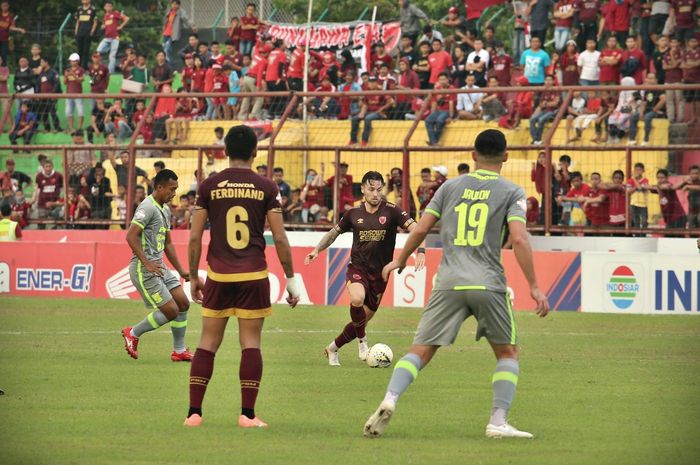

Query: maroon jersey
left=335, top=201, right=414, bottom=278
left=240, top=15, right=259, bottom=41
left=585, top=187, right=609, bottom=226
left=606, top=187, right=626, bottom=225
left=196, top=167, right=282, bottom=279
left=658, top=188, right=686, bottom=224
left=64, top=67, right=85, bottom=94
left=491, top=54, right=512, bottom=86
left=89, top=64, right=109, bottom=93
left=35, top=171, right=63, bottom=208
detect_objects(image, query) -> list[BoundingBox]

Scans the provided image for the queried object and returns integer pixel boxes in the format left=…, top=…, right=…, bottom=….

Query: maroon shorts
left=346, top=264, right=387, bottom=312
left=201, top=276, right=271, bottom=319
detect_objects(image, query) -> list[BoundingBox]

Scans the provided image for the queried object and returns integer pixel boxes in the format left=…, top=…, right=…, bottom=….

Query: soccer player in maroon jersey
left=185, top=125, right=300, bottom=428
left=305, top=171, right=426, bottom=366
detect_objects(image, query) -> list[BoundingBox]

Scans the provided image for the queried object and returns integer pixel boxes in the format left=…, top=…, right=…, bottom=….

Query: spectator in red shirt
left=670, top=0, right=696, bottom=43
left=599, top=36, right=623, bottom=85
left=227, top=17, right=241, bottom=52
left=428, top=39, right=453, bottom=87
left=63, top=53, right=85, bottom=132
left=664, top=36, right=685, bottom=123
left=561, top=171, right=591, bottom=225
left=531, top=151, right=547, bottom=199
left=191, top=56, right=206, bottom=91
left=394, top=58, right=420, bottom=119
left=37, top=57, right=62, bottom=133
left=266, top=39, right=288, bottom=118
left=240, top=3, right=261, bottom=57
left=491, top=41, right=513, bottom=86
left=603, top=169, right=627, bottom=227
left=681, top=36, right=700, bottom=124
left=560, top=40, right=580, bottom=86
left=300, top=167, right=328, bottom=223
left=583, top=172, right=609, bottom=227
left=416, top=167, right=436, bottom=216
left=119, top=44, right=137, bottom=78
left=425, top=72, right=456, bottom=146
left=89, top=51, right=109, bottom=112
left=11, top=189, right=31, bottom=228
left=223, top=39, right=243, bottom=72
left=652, top=168, right=687, bottom=228
left=0, top=1, right=25, bottom=66
left=32, top=159, right=64, bottom=227
left=553, top=0, right=576, bottom=52
left=529, top=74, right=561, bottom=144
left=181, top=53, right=195, bottom=90
left=575, top=0, right=601, bottom=50
left=95, top=1, right=129, bottom=73
left=238, top=43, right=270, bottom=120
left=349, top=76, right=395, bottom=147
left=325, top=162, right=355, bottom=212
left=371, top=41, right=394, bottom=74
left=503, top=75, right=534, bottom=129
left=599, top=0, right=632, bottom=44
left=620, top=36, right=647, bottom=84
left=287, top=42, right=306, bottom=92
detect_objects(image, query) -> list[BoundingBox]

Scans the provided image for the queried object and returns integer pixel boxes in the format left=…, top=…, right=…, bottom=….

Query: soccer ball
left=366, top=343, right=393, bottom=368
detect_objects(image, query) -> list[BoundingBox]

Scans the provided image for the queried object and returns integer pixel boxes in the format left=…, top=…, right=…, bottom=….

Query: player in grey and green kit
left=364, top=129, right=550, bottom=439
left=120, top=169, right=193, bottom=362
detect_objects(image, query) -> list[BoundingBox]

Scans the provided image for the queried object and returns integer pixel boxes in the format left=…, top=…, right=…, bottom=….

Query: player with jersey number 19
left=185, top=125, right=300, bottom=429
left=305, top=171, right=425, bottom=367
left=364, top=129, right=550, bottom=439
left=121, top=169, right=192, bottom=362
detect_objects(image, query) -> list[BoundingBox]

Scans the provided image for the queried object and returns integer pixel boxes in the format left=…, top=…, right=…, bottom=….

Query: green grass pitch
left=1, top=296, right=699, bottom=465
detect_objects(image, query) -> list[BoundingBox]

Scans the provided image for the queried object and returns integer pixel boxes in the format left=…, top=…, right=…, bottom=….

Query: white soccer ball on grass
left=366, top=343, right=393, bottom=368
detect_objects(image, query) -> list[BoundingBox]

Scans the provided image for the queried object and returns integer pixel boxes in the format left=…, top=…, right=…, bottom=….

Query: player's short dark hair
left=273, top=167, right=284, bottom=174
left=225, top=125, right=258, bottom=160
left=421, top=167, right=431, bottom=174
left=361, top=171, right=385, bottom=185
left=657, top=168, right=669, bottom=177
left=559, top=155, right=571, bottom=164
left=154, top=169, right=178, bottom=187
left=457, top=163, right=470, bottom=173
left=1, top=202, right=10, bottom=217
left=214, top=126, right=224, bottom=133
left=613, top=169, right=624, bottom=178
left=570, top=171, right=583, bottom=181
left=474, top=129, right=507, bottom=159
left=634, top=162, right=645, bottom=169
left=591, top=172, right=601, bottom=178
left=154, top=161, right=165, bottom=169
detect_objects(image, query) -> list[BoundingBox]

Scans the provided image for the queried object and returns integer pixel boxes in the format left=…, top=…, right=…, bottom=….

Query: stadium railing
left=1, top=84, right=698, bottom=235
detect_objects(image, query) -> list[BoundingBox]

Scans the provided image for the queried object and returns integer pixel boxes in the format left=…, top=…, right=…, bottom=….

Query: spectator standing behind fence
left=3, top=159, right=31, bottom=192
left=651, top=169, right=687, bottom=228
left=553, top=0, right=576, bottom=52
left=578, top=39, right=601, bottom=86
left=300, top=167, right=327, bottom=223
left=74, top=0, right=98, bottom=70
left=677, top=165, right=700, bottom=229
left=64, top=53, right=85, bottom=133
left=29, top=44, right=43, bottom=84
left=0, top=1, right=25, bottom=66
left=14, top=57, right=34, bottom=103
left=521, top=37, right=550, bottom=86
left=682, top=36, right=700, bottom=125
left=9, top=101, right=36, bottom=150
left=109, top=150, right=149, bottom=190
left=66, top=130, right=94, bottom=188
left=576, top=0, right=600, bottom=51
left=240, top=3, right=261, bottom=57
left=529, top=75, right=561, bottom=145
left=273, top=167, right=291, bottom=199
left=599, top=36, right=622, bottom=86
left=583, top=172, right=609, bottom=228
left=32, top=160, right=63, bottom=228
left=399, top=0, right=431, bottom=45
left=85, top=164, right=112, bottom=228
left=325, top=162, right=355, bottom=213
left=428, top=39, right=452, bottom=88
left=37, top=57, right=62, bottom=133
left=96, top=1, right=129, bottom=74
left=89, top=51, right=109, bottom=112
left=663, top=37, right=684, bottom=123
left=527, top=0, right=554, bottom=44
left=162, top=0, right=196, bottom=66
left=626, top=162, right=650, bottom=229
left=238, top=44, right=270, bottom=120
left=152, top=51, right=174, bottom=91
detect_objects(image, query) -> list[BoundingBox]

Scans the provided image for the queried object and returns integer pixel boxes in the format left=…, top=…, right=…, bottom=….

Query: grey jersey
left=425, top=169, right=527, bottom=292
left=130, top=195, right=171, bottom=264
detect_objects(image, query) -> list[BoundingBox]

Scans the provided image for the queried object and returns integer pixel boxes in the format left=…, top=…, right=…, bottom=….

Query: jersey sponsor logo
left=134, top=209, right=146, bottom=220
left=15, top=264, right=93, bottom=292
left=517, top=198, right=527, bottom=211
left=378, top=216, right=387, bottom=225
left=356, top=218, right=364, bottom=224
left=359, top=229, right=387, bottom=242
left=606, top=265, right=639, bottom=309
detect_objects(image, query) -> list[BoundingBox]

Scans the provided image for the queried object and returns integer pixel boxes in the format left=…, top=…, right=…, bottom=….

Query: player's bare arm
left=126, top=223, right=163, bottom=276
left=187, top=207, right=208, bottom=304
left=164, top=231, right=189, bottom=281
left=405, top=221, right=426, bottom=271
left=267, top=209, right=300, bottom=308
left=508, top=220, right=549, bottom=317
left=382, top=213, right=438, bottom=281
left=305, top=227, right=340, bottom=264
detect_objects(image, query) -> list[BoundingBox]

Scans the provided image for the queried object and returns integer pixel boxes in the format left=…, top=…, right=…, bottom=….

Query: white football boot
left=358, top=339, right=369, bottom=361
left=324, top=346, right=340, bottom=366
left=363, top=400, right=396, bottom=438
left=485, top=422, right=534, bottom=439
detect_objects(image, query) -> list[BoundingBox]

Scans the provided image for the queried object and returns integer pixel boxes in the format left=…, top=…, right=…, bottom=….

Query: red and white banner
left=267, top=21, right=401, bottom=53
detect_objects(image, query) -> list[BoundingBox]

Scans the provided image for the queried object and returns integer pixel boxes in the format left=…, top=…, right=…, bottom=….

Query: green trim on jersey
left=394, top=360, right=419, bottom=380
left=507, top=216, right=527, bottom=224
left=475, top=169, right=500, bottom=176
left=492, top=371, right=519, bottom=385
left=148, top=195, right=166, bottom=212
left=137, top=261, right=158, bottom=309
left=506, top=292, right=516, bottom=345
left=131, top=219, right=145, bottom=229
left=425, top=208, right=441, bottom=219
left=468, top=170, right=500, bottom=181
left=453, top=285, right=487, bottom=290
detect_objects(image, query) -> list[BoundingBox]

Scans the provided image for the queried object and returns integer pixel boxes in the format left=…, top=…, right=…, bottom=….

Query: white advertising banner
left=582, top=252, right=700, bottom=314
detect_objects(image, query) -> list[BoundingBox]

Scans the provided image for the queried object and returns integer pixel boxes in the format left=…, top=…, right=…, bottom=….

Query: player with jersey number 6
left=364, top=129, right=550, bottom=439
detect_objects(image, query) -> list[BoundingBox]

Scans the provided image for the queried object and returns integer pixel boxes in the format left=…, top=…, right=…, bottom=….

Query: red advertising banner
left=267, top=21, right=401, bottom=52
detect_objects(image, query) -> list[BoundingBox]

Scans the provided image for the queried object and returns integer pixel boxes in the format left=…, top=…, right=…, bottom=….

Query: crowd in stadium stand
left=0, top=0, right=699, bottom=231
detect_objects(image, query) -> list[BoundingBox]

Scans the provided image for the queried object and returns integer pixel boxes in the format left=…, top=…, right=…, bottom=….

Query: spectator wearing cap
left=491, top=41, right=513, bottom=87
left=151, top=50, right=174, bottom=91
left=37, top=57, right=63, bottom=132
left=240, top=2, right=261, bottom=57
left=527, top=0, right=555, bottom=44
left=553, top=0, right=576, bottom=52
left=399, top=0, right=431, bottom=45
left=238, top=43, right=270, bottom=120
left=431, top=165, right=448, bottom=193
left=394, top=58, right=420, bottom=119
left=0, top=1, right=26, bottom=66
left=520, top=36, right=550, bottom=85
left=425, top=72, right=456, bottom=146
left=466, top=38, right=489, bottom=87
left=96, top=1, right=129, bottom=74
left=349, top=76, right=395, bottom=147
left=441, top=6, right=469, bottom=50
left=63, top=53, right=85, bottom=132
left=428, top=39, right=453, bottom=87
left=88, top=51, right=109, bottom=112
left=9, top=101, right=37, bottom=150
left=74, top=0, right=98, bottom=70
left=162, top=0, right=196, bottom=66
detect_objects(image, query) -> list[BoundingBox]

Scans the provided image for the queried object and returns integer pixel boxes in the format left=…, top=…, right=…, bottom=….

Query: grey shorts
left=413, top=290, right=517, bottom=347
left=129, top=262, right=181, bottom=309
